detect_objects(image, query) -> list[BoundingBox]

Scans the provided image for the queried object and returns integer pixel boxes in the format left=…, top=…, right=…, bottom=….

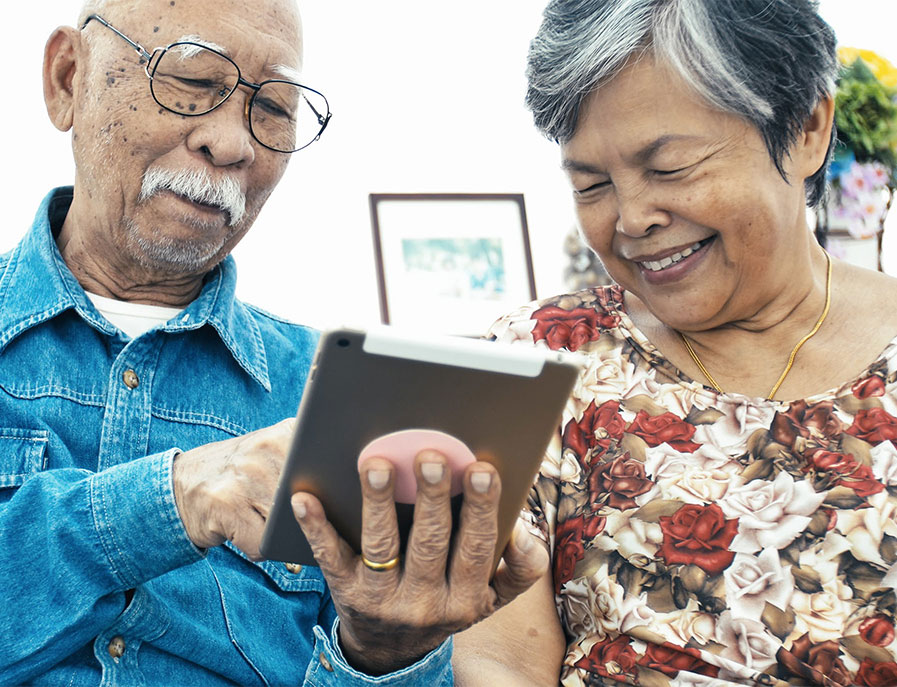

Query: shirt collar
left=0, top=187, right=271, bottom=391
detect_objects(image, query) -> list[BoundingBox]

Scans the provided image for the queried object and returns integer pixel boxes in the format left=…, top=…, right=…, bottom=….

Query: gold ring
left=361, top=555, right=400, bottom=572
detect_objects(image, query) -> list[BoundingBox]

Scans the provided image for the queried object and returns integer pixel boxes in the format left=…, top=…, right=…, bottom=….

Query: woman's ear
left=797, top=94, right=836, bottom=179
left=43, top=27, right=82, bottom=132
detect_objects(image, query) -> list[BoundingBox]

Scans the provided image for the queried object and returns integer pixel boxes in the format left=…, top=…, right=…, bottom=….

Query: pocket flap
left=222, top=540, right=326, bottom=594
left=0, top=428, right=49, bottom=487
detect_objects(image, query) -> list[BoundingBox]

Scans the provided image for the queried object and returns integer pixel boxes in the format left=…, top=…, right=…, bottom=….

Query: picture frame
left=369, top=193, right=537, bottom=336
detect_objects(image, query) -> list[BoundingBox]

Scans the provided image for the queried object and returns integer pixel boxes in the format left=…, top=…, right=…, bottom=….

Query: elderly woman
left=452, top=0, right=897, bottom=685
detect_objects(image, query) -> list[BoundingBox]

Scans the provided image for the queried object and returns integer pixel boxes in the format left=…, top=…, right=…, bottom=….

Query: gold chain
left=678, top=251, right=832, bottom=400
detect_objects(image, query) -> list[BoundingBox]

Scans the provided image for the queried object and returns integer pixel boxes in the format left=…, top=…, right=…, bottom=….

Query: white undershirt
left=86, top=292, right=184, bottom=340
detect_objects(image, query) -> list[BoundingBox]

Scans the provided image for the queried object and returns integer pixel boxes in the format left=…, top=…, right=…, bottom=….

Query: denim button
left=108, top=636, right=126, bottom=660
left=318, top=652, right=333, bottom=671
left=122, top=370, right=140, bottom=389
left=285, top=563, right=302, bottom=574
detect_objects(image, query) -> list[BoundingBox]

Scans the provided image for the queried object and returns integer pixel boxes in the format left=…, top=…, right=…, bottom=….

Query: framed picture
left=369, top=193, right=536, bottom=336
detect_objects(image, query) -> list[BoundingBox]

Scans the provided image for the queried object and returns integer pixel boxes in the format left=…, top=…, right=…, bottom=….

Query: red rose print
left=530, top=305, right=617, bottom=351
left=771, top=401, right=842, bottom=448
left=563, top=400, right=626, bottom=465
left=626, top=410, right=702, bottom=453
left=803, top=450, right=884, bottom=497
left=639, top=642, right=719, bottom=678
left=658, top=503, right=737, bottom=576
left=582, top=514, right=606, bottom=540
left=859, top=615, right=896, bottom=647
left=847, top=408, right=897, bottom=445
left=853, top=376, right=886, bottom=399
left=855, top=658, right=897, bottom=687
left=804, top=449, right=857, bottom=473
left=838, top=463, right=885, bottom=498
left=588, top=454, right=653, bottom=510
left=573, top=635, right=639, bottom=681
left=554, top=516, right=586, bottom=594
left=777, top=634, right=852, bottom=687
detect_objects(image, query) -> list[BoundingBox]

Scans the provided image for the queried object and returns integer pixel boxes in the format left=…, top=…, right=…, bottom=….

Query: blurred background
left=5, top=1, right=896, bottom=332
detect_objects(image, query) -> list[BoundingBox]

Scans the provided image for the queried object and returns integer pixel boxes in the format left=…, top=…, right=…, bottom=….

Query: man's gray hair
left=526, top=0, right=838, bottom=206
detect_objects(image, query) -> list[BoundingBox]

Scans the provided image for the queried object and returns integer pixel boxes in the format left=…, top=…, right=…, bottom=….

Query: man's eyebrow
left=176, top=35, right=228, bottom=54
left=171, top=38, right=302, bottom=82
left=271, top=63, right=303, bottom=82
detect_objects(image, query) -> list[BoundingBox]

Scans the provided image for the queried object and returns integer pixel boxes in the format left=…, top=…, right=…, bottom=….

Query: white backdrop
left=4, top=1, right=896, bottom=330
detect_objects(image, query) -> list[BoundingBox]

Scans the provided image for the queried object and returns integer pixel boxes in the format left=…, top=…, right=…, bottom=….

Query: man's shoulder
left=234, top=300, right=321, bottom=361
left=239, top=301, right=319, bottom=342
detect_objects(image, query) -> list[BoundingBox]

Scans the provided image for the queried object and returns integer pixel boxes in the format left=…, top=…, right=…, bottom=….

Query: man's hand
left=292, top=450, right=548, bottom=675
left=172, top=418, right=295, bottom=558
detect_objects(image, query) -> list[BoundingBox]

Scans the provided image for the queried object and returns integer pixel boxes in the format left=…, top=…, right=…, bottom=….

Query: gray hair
left=526, top=0, right=838, bottom=207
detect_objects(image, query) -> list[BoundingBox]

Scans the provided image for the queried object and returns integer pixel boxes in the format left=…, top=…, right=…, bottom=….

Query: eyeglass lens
left=150, top=43, right=328, bottom=152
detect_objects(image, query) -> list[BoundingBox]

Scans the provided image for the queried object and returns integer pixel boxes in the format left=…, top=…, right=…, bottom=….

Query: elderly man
left=0, top=0, right=548, bottom=684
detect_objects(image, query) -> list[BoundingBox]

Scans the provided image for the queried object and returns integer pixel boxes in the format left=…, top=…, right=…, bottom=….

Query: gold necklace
left=678, top=251, right=832, bottom=400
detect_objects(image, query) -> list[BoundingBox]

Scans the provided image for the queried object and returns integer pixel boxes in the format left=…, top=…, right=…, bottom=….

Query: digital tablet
left=259, top=326, right=581, bottom=567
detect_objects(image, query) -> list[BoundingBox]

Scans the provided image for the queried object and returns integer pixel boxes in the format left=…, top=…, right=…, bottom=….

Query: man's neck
left=56, top=213, right=208, bottom=308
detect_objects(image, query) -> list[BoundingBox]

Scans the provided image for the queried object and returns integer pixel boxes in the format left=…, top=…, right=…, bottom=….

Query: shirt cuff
left=303, top=618, right=453, bottom=686
left=88, top=448, right=205, bottom=589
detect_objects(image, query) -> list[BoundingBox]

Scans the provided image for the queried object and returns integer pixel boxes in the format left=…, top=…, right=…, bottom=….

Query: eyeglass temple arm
left=301, top=92, right=331, bottom=128
left=81, top=15, right=154, bottom=63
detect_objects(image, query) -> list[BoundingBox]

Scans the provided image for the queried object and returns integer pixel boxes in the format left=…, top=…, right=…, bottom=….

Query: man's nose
left=184, top=93, right=256, bottom=167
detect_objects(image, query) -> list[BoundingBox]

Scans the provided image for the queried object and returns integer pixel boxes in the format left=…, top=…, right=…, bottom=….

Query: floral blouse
left=489, top=285, right=897, bottom=687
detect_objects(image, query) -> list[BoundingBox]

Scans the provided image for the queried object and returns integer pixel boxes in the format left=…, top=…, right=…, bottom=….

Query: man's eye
left=255, top=98, right=292, bottom=119
left=175, top=76, right=219, bottom=89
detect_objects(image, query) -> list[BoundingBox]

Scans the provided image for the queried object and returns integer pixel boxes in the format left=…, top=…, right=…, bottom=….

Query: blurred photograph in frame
left=369, top=193, right=537, bottom=336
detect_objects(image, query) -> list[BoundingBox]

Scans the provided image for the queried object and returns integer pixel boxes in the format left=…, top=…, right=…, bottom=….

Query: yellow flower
left=838, top=46, right=897, bottom=89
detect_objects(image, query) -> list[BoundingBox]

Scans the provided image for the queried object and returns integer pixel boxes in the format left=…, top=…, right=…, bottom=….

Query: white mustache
left=139, top=168, right=246, bottom=226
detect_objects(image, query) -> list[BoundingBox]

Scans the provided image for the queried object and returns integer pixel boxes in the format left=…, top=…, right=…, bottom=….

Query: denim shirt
left=0, top=188, right=453, bottom=687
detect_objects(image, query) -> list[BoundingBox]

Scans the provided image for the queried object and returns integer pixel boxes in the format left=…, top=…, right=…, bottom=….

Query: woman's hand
left=292, top=449, right=548, bottom=675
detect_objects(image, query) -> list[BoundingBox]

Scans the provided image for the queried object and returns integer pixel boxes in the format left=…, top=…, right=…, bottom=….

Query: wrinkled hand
left=292, top=450, right=548, bottom=675
left=172, top=418, right=295, bottom=558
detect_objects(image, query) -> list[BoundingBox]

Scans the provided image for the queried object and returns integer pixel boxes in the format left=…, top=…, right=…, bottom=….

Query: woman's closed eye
left=574, top=180, right=611, bottom=196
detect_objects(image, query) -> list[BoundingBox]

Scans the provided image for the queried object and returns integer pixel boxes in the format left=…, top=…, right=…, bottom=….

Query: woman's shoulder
left=488, top=285, right=627, bottom=352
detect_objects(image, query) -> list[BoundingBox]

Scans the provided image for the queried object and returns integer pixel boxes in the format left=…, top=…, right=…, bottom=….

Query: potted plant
left=820, top=47, right=897, bottom=269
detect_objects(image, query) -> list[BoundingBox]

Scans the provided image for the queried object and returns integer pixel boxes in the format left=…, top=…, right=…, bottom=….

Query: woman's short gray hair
left=526, top=0, right=838, bottom=206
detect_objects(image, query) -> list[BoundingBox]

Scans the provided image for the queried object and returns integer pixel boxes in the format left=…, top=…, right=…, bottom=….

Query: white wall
left=4, top=1, right=896, bottom=329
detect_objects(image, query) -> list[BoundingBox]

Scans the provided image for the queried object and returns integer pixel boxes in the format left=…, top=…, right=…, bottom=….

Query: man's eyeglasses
left=81, top=15, right=331, bottom=154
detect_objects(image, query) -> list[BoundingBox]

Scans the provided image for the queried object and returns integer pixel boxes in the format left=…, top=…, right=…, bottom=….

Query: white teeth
left=640, top=241, right=704, bottom=272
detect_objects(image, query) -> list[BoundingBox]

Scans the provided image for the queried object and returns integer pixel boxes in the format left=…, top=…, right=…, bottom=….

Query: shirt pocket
left=0, top=428, right=49, bottom=489
left=209, top=542, right=329, bottom=686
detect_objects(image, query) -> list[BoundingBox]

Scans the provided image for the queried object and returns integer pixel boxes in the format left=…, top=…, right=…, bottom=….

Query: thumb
left=491, top=519, right=549, bottom=608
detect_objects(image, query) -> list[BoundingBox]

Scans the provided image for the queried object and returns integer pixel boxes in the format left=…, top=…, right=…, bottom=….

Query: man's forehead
left=79, top=0, right=302, bottom=47
left=80, top=0, right=303, bottom=70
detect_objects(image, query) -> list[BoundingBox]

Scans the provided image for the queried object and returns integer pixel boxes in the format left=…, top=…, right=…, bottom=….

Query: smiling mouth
left=638, top=237, right=714, bottom=272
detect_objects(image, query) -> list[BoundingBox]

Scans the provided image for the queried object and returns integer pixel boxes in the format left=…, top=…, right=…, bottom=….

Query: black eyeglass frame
left=80, top=14, right=331, bottom=153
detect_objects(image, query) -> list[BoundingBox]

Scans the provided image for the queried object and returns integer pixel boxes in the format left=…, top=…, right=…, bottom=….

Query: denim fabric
left=0, top=188, right=453, bottom=687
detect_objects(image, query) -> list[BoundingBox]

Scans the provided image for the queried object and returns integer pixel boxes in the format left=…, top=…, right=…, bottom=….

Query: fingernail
left=291, top=495, right=307, bottom=520
left=515, top=526, right=533, bottom=551
left=421, top=462, right=444, bottom=484
left=368, top=469, right=390, bottom=490
left=471, top=471, right=491, bottom=493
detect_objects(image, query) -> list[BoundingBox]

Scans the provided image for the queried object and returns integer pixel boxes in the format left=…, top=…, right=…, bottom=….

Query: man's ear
left=43, top=27, right=82, bottom=132
left=797, top=93, right=836, bottom=180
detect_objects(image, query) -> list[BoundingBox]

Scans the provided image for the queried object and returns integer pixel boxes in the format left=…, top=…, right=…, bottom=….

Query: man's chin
left=131, top=235, right=227, bottom=275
